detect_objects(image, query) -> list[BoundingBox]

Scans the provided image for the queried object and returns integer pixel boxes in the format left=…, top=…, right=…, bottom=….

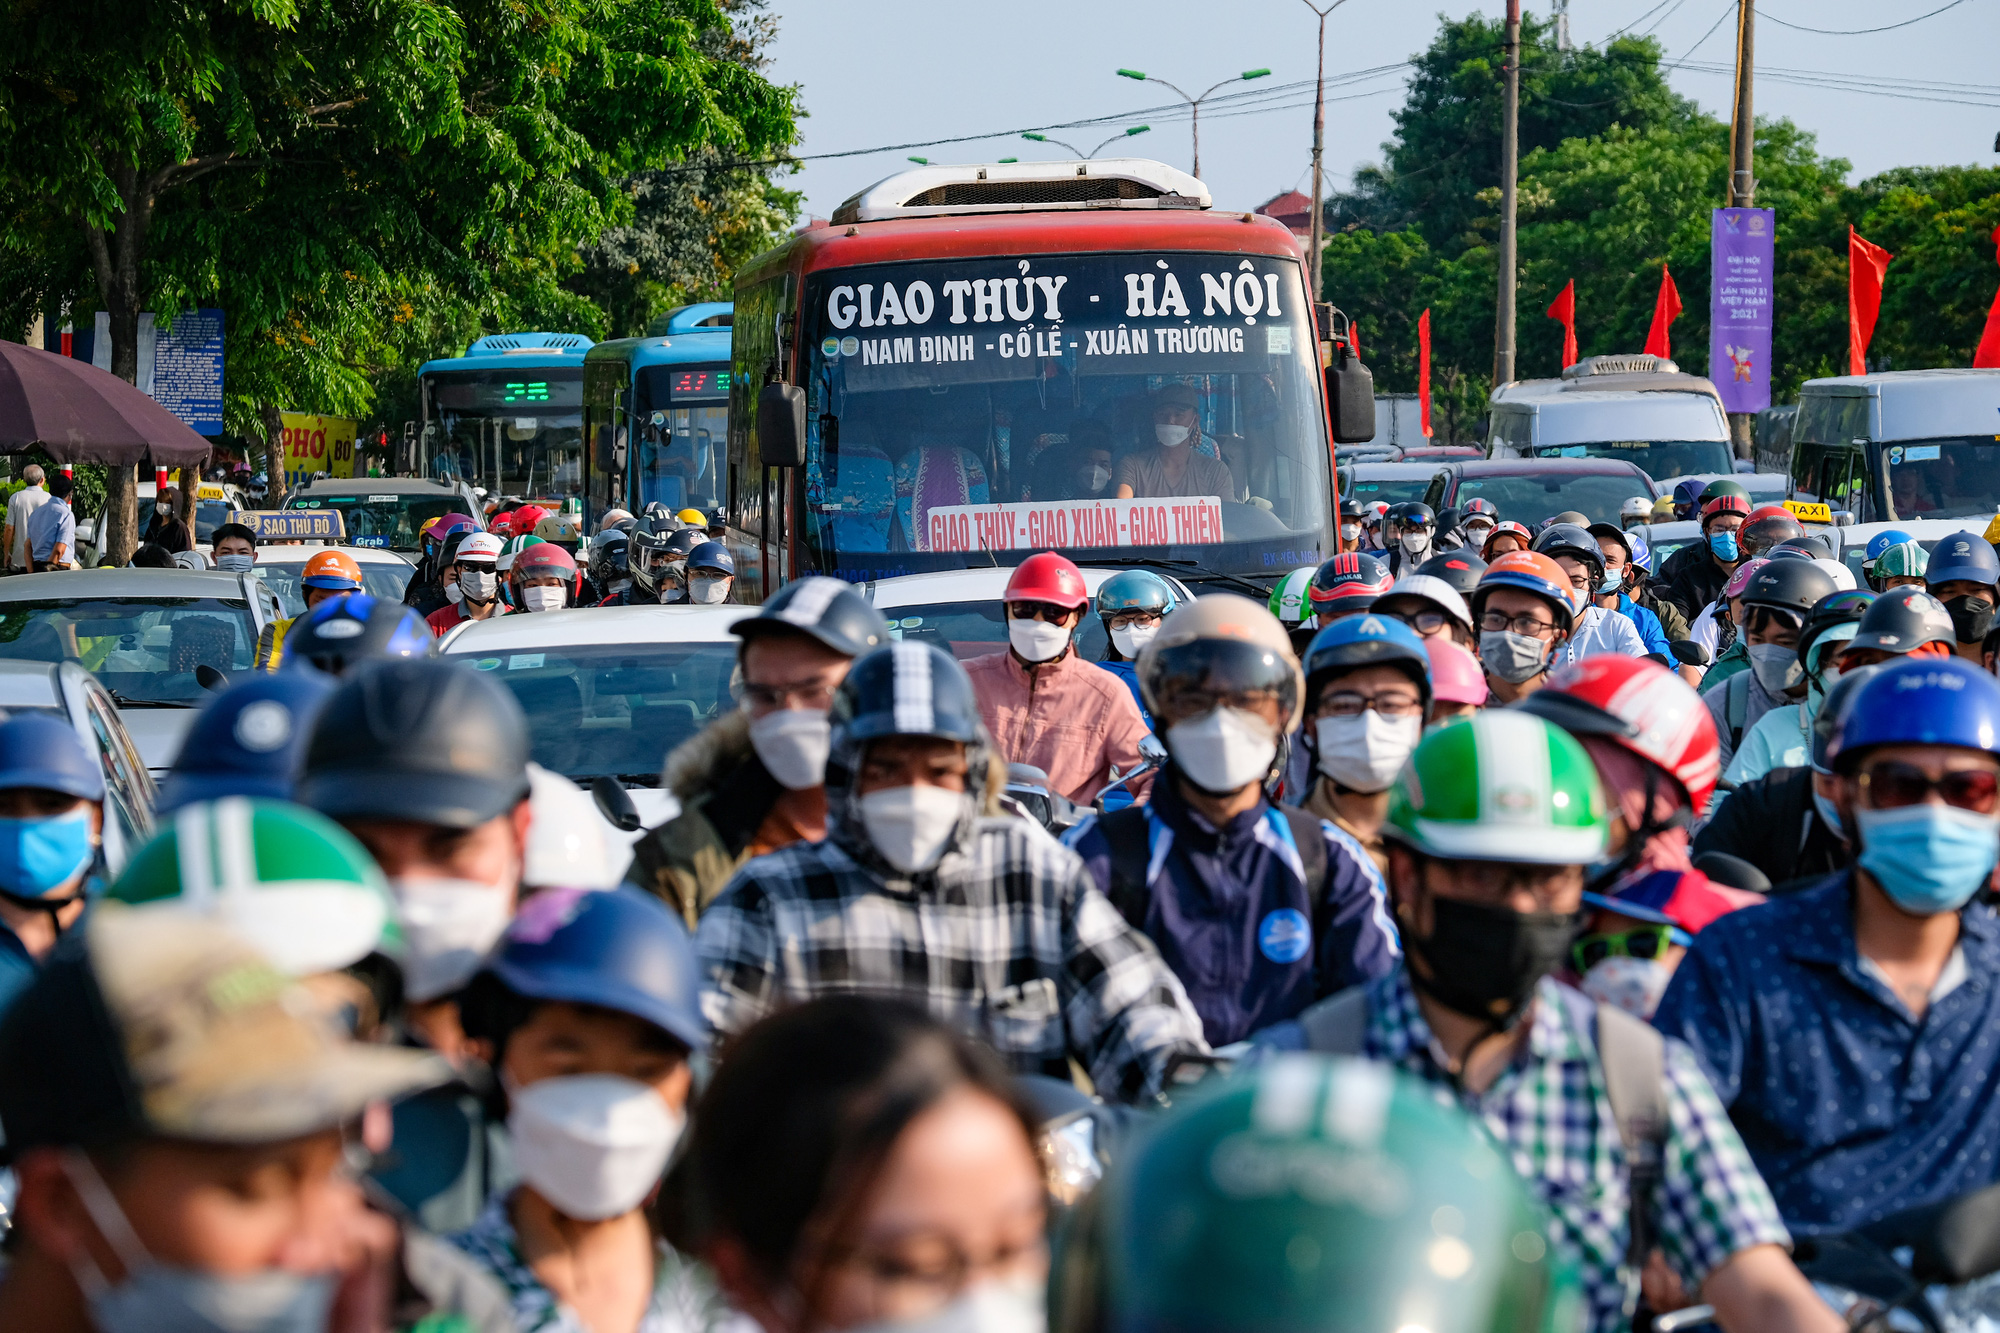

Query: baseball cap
left=0, top=906, right=446, bottom=1154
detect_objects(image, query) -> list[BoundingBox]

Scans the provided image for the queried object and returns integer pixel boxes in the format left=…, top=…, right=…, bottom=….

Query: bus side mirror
left=1326, top=349, right=1376, bottom=445
left=758, top=383, right=808, bottom=468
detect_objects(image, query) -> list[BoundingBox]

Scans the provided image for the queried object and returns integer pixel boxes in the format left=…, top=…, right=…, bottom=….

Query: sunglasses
left=1009, top=602, right=1076, bottom=624
left=1572, top=924, right=1683, bottom=973
left=1859, top=761, right=2000, bottom=815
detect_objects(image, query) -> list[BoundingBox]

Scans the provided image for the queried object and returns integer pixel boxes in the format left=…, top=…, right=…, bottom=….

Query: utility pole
left=1726, top=0, right=1756, bottom=457
left=1301, top=0, right=1352, bottom=304
left=1493, top=0, right=1521, bottom=387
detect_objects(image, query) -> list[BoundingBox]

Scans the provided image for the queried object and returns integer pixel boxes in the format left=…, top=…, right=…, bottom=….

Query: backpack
left=1297, top=986, right=1668, bottom=1292
left=1725, top=669, right=1752, bottom=751
left=1095, top=803, right=1331, bottom=932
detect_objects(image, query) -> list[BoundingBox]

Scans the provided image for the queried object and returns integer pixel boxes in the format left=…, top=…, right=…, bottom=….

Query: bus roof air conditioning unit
left=465, top=332, right=596, bottom=355
left=831, top=159, right=1211, bottom=224
left=1562, top=354, right=1679, bottom=379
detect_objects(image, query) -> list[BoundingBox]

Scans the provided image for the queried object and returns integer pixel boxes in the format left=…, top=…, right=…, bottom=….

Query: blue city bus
left=580, top=303, right=734, bottom=525
left=416, top=332, right=596, bottom=509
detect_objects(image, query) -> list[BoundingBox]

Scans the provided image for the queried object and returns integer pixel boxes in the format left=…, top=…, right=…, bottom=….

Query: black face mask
left=1943, top=594, right=1995, bottom=644
left=1403, top=893, right=1580, bottom=1030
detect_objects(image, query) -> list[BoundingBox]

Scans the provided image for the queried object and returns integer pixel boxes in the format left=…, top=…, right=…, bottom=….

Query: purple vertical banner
left=1710, top=208, right=1774, bottom=413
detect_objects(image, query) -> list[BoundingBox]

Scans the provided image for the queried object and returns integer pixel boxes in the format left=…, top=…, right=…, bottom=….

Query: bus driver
left=1114, top=383, right=1236, bottom=502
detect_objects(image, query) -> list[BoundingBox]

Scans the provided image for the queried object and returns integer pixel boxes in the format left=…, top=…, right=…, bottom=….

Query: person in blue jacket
left=1093, top=569, right=1177, bottom=729
left=0, top=714, right=106, bottom=1015
left=1588, top=521, right=1670, bottom=656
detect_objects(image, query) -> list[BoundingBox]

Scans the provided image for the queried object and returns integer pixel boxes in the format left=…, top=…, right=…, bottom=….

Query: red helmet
left=1700, top=493, right=1751, bottom=522
left=513, top=541, right=578, bottom=581
left=1003, top=552, right=1090, bottom=609
left=1518, top=655, right=1721, bottom=813
left=512, top=504, right=551, bottom=530
left=1745, top=503, right=1793, bottom=525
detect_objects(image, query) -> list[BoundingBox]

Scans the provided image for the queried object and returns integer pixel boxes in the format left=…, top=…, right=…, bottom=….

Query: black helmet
left=1532, top=522, right=1604, bottom=586
left=629, top=517, right=697, bottom=598
left=1740, top=558, right=1840, bottom=617
left=1415, top=549, right=1486, bottom=596
left=282, top=594, right=433, bottom=677
left=1797, top=589, right=1876, bottom=673
left=733, top=576, right=891, bottom=659
left=297, top=659, right=530, bottom=829
left=1338, top=498, right=1366, bottom=521
left=1386, top=501, right=1435, bottom=529
left=1845, top=585, right=1956, bottom=656
left=589, top=529, right=630, bottom=586
left=1771, top=533, right=1834, bottom=561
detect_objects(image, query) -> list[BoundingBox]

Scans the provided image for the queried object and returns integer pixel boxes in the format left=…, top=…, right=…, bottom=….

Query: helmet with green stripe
left=1385, top=711, right=1609, bottom=865
left=1267, top=567, right=1315, bottom=628
left=107, top=798, right=396, bottom=976
left=1052, top=1055, right=1580, bottom=1333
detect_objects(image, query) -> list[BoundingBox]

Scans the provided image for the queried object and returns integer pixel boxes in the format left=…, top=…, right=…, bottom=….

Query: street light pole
left=1023, top=126, right=1152, bottom=160
left=1493, top=0, right=1521, bottom=387
left=1300, top=0, right=1351, bottom=303
left=1117, top=66, right=1271, bottom=180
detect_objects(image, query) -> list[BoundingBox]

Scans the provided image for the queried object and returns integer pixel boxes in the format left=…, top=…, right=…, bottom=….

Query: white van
left=1788, top=368, right=2000, bottom=525
left=1487, top=355, right=1736, bottom=487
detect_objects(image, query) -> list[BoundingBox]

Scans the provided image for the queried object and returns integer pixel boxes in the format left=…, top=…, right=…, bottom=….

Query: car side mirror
left=590, top=775, right=643, bottom=833
left=194, top=664, right=229, bottom=692
left=757, top=383, right=808, bottom=468
left=1325, top=349, right=1376, bottom=445
left=1669, top=639, right=1711, bottom=668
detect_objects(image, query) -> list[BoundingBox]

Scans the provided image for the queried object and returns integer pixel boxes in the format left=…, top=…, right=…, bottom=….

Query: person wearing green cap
left=1286, top=712, right=1837, bottom=1333
left=1052, top=1053, right=1581, bottom=1333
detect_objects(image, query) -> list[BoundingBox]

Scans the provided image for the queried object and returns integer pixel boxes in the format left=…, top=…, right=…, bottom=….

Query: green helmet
left=1053, top=1056, right=1579, bottom=1333
left=109, top=798, right=396, bottom=975
left=498, top=533, right=545, bottom=571
left=1697, top=477, right=1749, bottom=507
left=1385, top=712, right=1608, bottom=865
left=1268, top=568, right=1316, bottom=627
left=1873, top=539, right=1928, bottom=581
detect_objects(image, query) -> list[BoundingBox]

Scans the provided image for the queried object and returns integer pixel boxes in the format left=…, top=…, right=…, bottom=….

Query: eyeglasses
left=1859, top=761, right=2000, bottom=815
left=1162, top=688, right=1281, bottom=717
left=1105, top=610, right=1162, bottom=631
left=1479, top=611, right=1557, bottom=639
left=1387, top=608, right=1450, bottom=636
left=742, top=679, right=839, bottom=712
left=1427, top=858, right=1581, bottom=906
left=1572, top=924, right=1681, bottom=973
left=1318, top=691, right=1424, bottom=719
left=1009, top=602, right=1075, bottom=624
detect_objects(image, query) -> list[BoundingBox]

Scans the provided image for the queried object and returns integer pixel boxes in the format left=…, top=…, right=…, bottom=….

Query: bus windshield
left=1883, top=437, right=2000, bottom=521
left=633, top=362, right=729, bottom=515
left=422, top=366, right=584, bottom=508
left=800, top=252, right=1330, bottom=582
left=1529, top=439, right=1732, bottom=480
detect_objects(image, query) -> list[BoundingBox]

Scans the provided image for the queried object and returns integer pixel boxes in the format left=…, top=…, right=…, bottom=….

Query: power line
left=1678, top=0, right=1740, bottom=60
left=1755, top=0, right=1973, bottom=36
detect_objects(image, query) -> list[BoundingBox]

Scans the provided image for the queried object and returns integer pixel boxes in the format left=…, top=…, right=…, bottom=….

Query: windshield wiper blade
left=105, top=691, right=195, bottom=709
left=1081, top=557, right=1270, bottom=598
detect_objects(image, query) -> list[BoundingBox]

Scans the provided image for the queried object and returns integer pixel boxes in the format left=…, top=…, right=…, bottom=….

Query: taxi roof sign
left=231, top=509, right=345, bottom=543
left=1783, top=500, right=1833, bottom=525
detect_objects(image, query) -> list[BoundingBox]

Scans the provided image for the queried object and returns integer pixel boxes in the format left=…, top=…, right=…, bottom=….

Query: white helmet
left=524, top=764, right=627, bottom=889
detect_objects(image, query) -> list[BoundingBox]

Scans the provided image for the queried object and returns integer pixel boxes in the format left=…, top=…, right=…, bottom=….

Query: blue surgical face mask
left=0, top=807, right=94, bottom=899
left=1811, top=787, right=1845, bottom=839
left=1708, top=530, right=1740, bottom=562
left=1855, top=803, right=2000, bottom=916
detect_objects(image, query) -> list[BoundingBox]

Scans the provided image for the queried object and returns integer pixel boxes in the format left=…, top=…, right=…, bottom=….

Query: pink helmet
left=1722, top=556, right=1770, bottom=600
left=1424, top=637, right=1488, bottom=707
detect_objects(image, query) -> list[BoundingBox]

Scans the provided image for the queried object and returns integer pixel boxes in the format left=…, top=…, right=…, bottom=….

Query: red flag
left=1974, top=223, right=2000, bottom=370
left=1643, top=265, right=1682, bottom=359
left=1417, top=308, right=1433, bottom=438
left=1546, top=280, right=1578, bottom=369
left=1849, top=226, right=1893, bottom=375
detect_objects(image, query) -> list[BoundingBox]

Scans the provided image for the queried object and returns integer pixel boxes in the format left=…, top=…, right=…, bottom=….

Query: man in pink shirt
left=964, top=552, right=1153, bottom=806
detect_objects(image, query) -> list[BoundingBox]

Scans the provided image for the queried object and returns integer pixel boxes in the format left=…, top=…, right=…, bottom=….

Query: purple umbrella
left=0, top=340, right=212, bottom=467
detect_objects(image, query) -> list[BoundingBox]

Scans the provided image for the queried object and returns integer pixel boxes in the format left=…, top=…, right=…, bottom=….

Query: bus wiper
left=1081, top=557, right=1269, bottom=598
left=105, top=691, right=194, bottom=709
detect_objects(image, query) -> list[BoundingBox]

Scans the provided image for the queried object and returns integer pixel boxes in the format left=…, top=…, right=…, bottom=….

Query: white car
left=247, top=544, right=418, bottom=616
left=0, top=659, right=155, bottom=873
left=862, top=566, right=1197, bottom=663
left=436, top=604, right=757, bottom=848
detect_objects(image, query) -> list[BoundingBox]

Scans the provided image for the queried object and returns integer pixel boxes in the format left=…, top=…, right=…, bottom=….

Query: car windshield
left=1882, top=437, right=2000, bottom=522
left=423, top=366, right=584, bottom=510
left=284, top=494, right=473, bottom=551
left=461, top=640, right=738, bottom=783
left=884, top=600, right=1110, bottom=664
left=1529, top=440, right=1732, bottom=480
left=253, top=560, right=414, bottom=617
left=799, top=252, right=1331, bottom=582
left=194, top=500, right=233, bottom=543
left=1345, top=473, right=1436, bottom=507
left=0, top=597, right=256, bottom=704
left=1454, top=472, right=1653, bottom=527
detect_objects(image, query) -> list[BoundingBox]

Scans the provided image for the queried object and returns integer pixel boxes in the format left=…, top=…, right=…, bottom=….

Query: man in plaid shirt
left=695, top=640, right=1207, bottom=1102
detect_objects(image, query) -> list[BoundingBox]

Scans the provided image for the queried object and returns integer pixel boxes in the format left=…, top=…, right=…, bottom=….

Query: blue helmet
left=1096, top=569, right=1177, bottom=621
left=157, top=672, right=336, bottom=814
left=472, top=887, right=705, bottom=1052
left=1924, top=531, right=2000, bottom=588
left=283, top=594, right=432, bottom=677
left=829, top=642, right=989, bottom=797
left=1626, top=531, right=1653, bottom=574
left=1829, top=656, right=2000, bottom=772
left=0, top=713, right=103, bottom=802
left=1864, top=529, right=1915, bottom=565
left=687, top=540, right=735, bottom=576
left=1301, top=613, right=1432, bottom=713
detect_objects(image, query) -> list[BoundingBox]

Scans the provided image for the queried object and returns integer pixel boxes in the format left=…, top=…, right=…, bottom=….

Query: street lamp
left=1299, top=0, right=1354, bottom=303
left=1021, top=125, right=1152, bottom=160
left=1116, top=66, right=1270, bottom=180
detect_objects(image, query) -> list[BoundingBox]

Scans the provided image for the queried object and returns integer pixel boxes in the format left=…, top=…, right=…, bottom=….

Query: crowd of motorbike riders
left=6, top=474, right=2000, bottom=1333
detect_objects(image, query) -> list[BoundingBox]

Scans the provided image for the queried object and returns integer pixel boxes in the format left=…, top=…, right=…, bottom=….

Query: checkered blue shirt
left=1357, top=969, right=1789, bottom=1332
left=694, top=814, right=1209, bottom=1102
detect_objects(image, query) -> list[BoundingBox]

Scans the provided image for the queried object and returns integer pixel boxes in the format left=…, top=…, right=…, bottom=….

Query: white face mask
left=749, top=707, right=832, bottom=790
left=688, top=574, right=730, bottom=604
left=1008, top=616, right=1071, bottom=663
left=508, top=1074, right=685, bottom=1221
left=1083, top=465, right=1111, bottom=493
left=847, top=1276, right=1047, bottom=1333
left=443, top=580, right=464, bottom=605
left=214, top=552, right=255, bottom=574
left=1466, top=522, right=1495, bottom=543
left=1401, top=530, right=1432, bottom=556
left=1165, top=707, right=1278, bottom=795
left=1580, top=955, right=1675, bottom=1020
left=1314, top=712, right=1421, bottom=793
left=1339, top=523, right=1361, bottom=542
left=858, top=784, right=966, bottom=872
left=1109, top=622, right=1158, bottom=658
left=458, top=567, right=499, bottom=603
left=390, top=877, right=515, bottom=1002
left=1154, top=423, right=1192, bottom=448
left=521, top=584, right=566, bottom=613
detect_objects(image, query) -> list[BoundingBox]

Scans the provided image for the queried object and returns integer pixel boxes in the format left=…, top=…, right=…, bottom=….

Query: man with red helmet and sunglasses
left=1658, top=657, right=2000, bottom=1235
